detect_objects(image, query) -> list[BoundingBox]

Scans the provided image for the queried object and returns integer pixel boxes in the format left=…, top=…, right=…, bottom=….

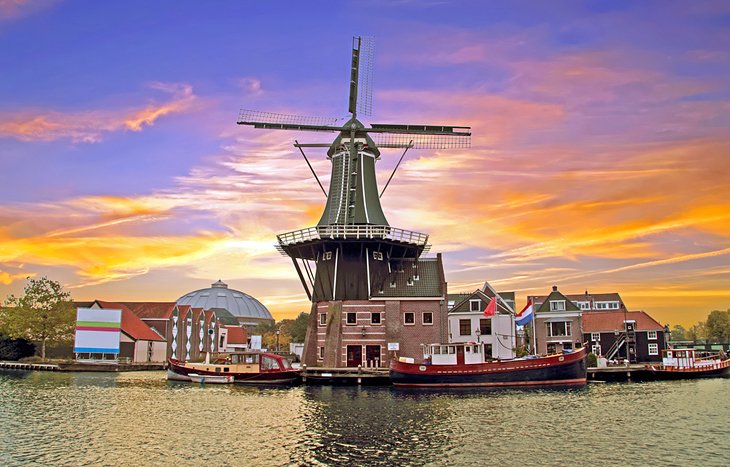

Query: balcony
left=277, top=224, right=429, bottom=247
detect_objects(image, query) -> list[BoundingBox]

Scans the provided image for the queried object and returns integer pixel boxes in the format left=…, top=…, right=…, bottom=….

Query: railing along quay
left=0, top=361, right=61, bottom=371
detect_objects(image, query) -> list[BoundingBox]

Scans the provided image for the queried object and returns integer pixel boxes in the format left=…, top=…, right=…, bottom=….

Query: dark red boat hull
left=647, top=360, right=730, bottom=380
left=390, top=347, right=587, bottom=388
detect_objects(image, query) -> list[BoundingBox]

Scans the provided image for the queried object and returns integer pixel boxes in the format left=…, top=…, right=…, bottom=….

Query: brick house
left=308, top=254, right=448, bottom=368
left=583, top=311, right=667, bottom=362
left=529, top=286, right=584, bottom=354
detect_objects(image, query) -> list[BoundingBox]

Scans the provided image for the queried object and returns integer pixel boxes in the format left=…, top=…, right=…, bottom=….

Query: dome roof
left=176, top=280, right=273, bottom=321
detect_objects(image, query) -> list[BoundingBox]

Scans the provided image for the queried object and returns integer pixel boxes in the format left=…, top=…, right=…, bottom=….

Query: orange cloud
left=0, top=83, right=196, bottom=143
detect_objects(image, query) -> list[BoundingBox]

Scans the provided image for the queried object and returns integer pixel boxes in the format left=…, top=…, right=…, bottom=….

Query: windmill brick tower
left=238, top=37, right=470, bottom=367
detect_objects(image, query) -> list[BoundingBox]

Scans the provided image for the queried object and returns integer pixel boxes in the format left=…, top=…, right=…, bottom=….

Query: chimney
left=552, top=285, right=558, bottom=292
left=585, top=290, right=589, bottom=296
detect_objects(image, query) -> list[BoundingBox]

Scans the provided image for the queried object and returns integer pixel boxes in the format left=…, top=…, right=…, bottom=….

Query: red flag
left=483, top=298, right=497, bottom=317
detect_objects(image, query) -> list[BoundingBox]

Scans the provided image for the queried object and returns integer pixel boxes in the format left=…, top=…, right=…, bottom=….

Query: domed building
left=176, top=280, right=274, bottom=329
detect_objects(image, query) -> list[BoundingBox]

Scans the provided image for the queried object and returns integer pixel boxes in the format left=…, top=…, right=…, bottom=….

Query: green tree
left=280, top=312, right=309, bottom=343
left=2, top=277, right=75, bottom=360
left=670, top=324, right=687, bottom=341
left=705, top=310, right=730, bottom=341
left=687, top=321, right=708, bottom=343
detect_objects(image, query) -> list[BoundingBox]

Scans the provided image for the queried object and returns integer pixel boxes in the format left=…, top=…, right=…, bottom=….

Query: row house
left=447, top=286, right=516, bottom=359
left=583, top=311, right=667, bottom=363
left=529, top=286, right=584, bottom=354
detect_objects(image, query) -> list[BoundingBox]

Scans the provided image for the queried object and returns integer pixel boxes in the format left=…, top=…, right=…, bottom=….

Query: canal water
left=1, top=371, right=728, bottom=466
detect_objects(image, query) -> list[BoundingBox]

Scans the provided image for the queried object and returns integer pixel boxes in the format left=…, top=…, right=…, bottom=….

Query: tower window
left=404, top=312, right=415, bottom=325
left=320, top=314, right=327, bottom=326
left=422, top=312, right=433, bottom=325
left=371, top=312, right=381, bottom=324
left=346, top=312, right=357, bottom=325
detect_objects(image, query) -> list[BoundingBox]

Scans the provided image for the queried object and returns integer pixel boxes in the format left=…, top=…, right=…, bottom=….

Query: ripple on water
left=1, top=371, right=729, bottom=466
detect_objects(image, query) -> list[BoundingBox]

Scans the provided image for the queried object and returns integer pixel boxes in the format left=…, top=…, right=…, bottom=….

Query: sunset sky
left=1, top=0, right=729, bottom=327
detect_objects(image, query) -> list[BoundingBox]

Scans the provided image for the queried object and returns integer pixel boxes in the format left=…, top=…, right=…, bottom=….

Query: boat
left=389, top=343, right=587, bottom=388
left=188, top=373, right=234, bottom=384
left=646, top=348, right=730, bottom=380
left=167, top=351, right=300, bottom=384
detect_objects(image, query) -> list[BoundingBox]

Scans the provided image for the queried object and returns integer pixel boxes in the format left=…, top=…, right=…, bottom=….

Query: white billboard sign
left=74, top=308, right=122, bottom=354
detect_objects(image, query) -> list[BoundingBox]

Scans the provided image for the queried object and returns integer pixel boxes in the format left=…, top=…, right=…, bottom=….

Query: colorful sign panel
left=74, top=308, right=122, bottom=354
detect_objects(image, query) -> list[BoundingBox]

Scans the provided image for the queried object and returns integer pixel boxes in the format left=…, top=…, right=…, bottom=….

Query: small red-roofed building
left=583, top=310, right=667, bottom=362
left=88, top=301, right=167, bottom=363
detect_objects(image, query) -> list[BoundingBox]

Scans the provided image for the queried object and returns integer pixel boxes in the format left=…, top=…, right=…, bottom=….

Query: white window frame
left=592, top=344, right=601, bottom=356
left=648, top=343, right=659, bottom=355
left=648, top=330, right=657, bottom=340
left=422, top=312, right=433, bottom=325
left=318, top=346, right=324, bottom=360
left=469, top=300, right=481, bottom=312
left=549, top=300, right=566, bottom=311
left=403, top=312, right=415, bottom=326
left=320, top=313, right=327, bottom=326
left=346, top=312, right=357, bottom=326
left=591, top=332, right=600, bottom=342
left=371, top=312, right=381, bottom=325
left=546, top=321, right=571, bottom=337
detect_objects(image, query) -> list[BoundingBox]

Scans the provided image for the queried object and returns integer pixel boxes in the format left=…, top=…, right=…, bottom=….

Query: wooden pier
left=301, top=365, right=390, bottom=385
left=0, top=361, right=165, bottom=372
left=588, top=364, right=651, bottom=382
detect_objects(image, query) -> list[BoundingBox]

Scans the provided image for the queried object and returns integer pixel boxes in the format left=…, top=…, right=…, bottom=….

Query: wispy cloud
left=0, top=83, right=197, bottom=143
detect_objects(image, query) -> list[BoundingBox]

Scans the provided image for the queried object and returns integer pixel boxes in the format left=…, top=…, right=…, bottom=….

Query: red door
left=456, top=346, right=465, bottom=365
left=346, top=345, right=362, bottom=367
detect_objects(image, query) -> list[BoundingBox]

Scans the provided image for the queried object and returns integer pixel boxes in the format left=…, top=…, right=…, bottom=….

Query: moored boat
left=167, top=351, right=300, bottom=385
left=390, top=343, right=587, bottom=388
left=646, top=348, right=730, bottom=380
left=188, top=373, right=234, bottom=384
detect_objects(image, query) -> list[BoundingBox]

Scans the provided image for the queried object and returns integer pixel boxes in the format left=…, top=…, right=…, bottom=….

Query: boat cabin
left=203, top=351, right=293, bottom=372
left=662, top=349, right=722, bottom=369
left=424, top=343, right=488, bottom=365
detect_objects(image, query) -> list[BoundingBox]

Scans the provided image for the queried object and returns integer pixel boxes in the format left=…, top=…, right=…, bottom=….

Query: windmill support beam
left=295, top=140, right=327, bottom=197
left=380, top=141, right=412, bottom=198
left=291, top=258, right=312, bottom=301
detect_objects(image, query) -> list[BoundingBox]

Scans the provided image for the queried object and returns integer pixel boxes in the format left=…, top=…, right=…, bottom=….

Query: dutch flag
left=515, top=299, right=534, bottom=326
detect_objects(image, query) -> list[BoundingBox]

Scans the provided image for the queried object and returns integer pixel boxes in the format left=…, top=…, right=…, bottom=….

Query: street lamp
left=475, top=328, right=481, bottom=344
left=275, top=329, right=280, bottom=353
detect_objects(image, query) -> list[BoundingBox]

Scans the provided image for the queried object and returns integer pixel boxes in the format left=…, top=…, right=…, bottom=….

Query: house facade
left=583, top=311, right=667, bottom=362
left=448, top=288, right=516, bottom=359
left=530, top=286, right=584, bottom=354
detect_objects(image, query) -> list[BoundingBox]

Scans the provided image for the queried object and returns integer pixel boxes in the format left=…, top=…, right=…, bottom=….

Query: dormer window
left=469, top=300, right=481, bottom=312
left=549, top=300, right=566, bottom=311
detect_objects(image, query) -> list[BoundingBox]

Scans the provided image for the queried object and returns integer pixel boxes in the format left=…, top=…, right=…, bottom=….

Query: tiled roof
left=207, top=308, right=240, bottom=326
left=582, top=311, right=664, bottom=332
left=224, top=325, right=247, bottom=344
left=450, top=289, right=513, bottom=314
left=534, top=290, right=581, bottom=313
left=374, top=256, right=444, bottom=298
left=530, top=292, right=623, bottom=304
left=118, top=302, right=176, bottom=319
left=94, top=300, right=166, bottom=341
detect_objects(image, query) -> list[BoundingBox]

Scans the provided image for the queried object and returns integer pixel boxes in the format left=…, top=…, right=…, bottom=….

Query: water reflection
left=1, top=371, right=728, bottom=466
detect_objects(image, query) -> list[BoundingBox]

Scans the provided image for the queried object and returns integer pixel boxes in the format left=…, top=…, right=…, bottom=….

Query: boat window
left=281, top=358, right=292, bottom=369
left=465, top=346, right=471, bottom=353
left=261, top=356, right=280, bottom=370
left=224, top=367, right=230, bottom=372
left=231, top=355, right=239, bottom=364
left=433, top=346, right=441, bottom=355
left=448, top=346, right=456, bottom=354
left=245, top=354, right=260, bottom=364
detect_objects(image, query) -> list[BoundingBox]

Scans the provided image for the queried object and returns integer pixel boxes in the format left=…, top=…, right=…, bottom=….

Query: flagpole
left=532, top=312, right=537, bottom=355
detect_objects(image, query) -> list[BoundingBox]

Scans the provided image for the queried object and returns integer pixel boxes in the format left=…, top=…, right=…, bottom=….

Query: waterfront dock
left=0, top=361, right=165, bottom=372
left=301, top=365, right=390, bottom=385
left=588, top=364, right=650, bottom=382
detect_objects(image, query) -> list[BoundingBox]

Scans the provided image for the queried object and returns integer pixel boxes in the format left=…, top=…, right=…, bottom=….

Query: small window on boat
left=465, top=346, right=471, bottom=353
left=215, top=367, right=221, bottom=373
left=433, top=346, right=441, bottom=355
left=231, top=355, right=239, bottom=364
left=262, top=356, right=279, bottom=370
left=448, top=346, right=456, bottom=354
left=224, top=367, right=230, bottom=372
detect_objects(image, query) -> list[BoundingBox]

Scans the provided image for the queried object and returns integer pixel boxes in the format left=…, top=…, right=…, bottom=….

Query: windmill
left=238, top=36, right=470, bottom=303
